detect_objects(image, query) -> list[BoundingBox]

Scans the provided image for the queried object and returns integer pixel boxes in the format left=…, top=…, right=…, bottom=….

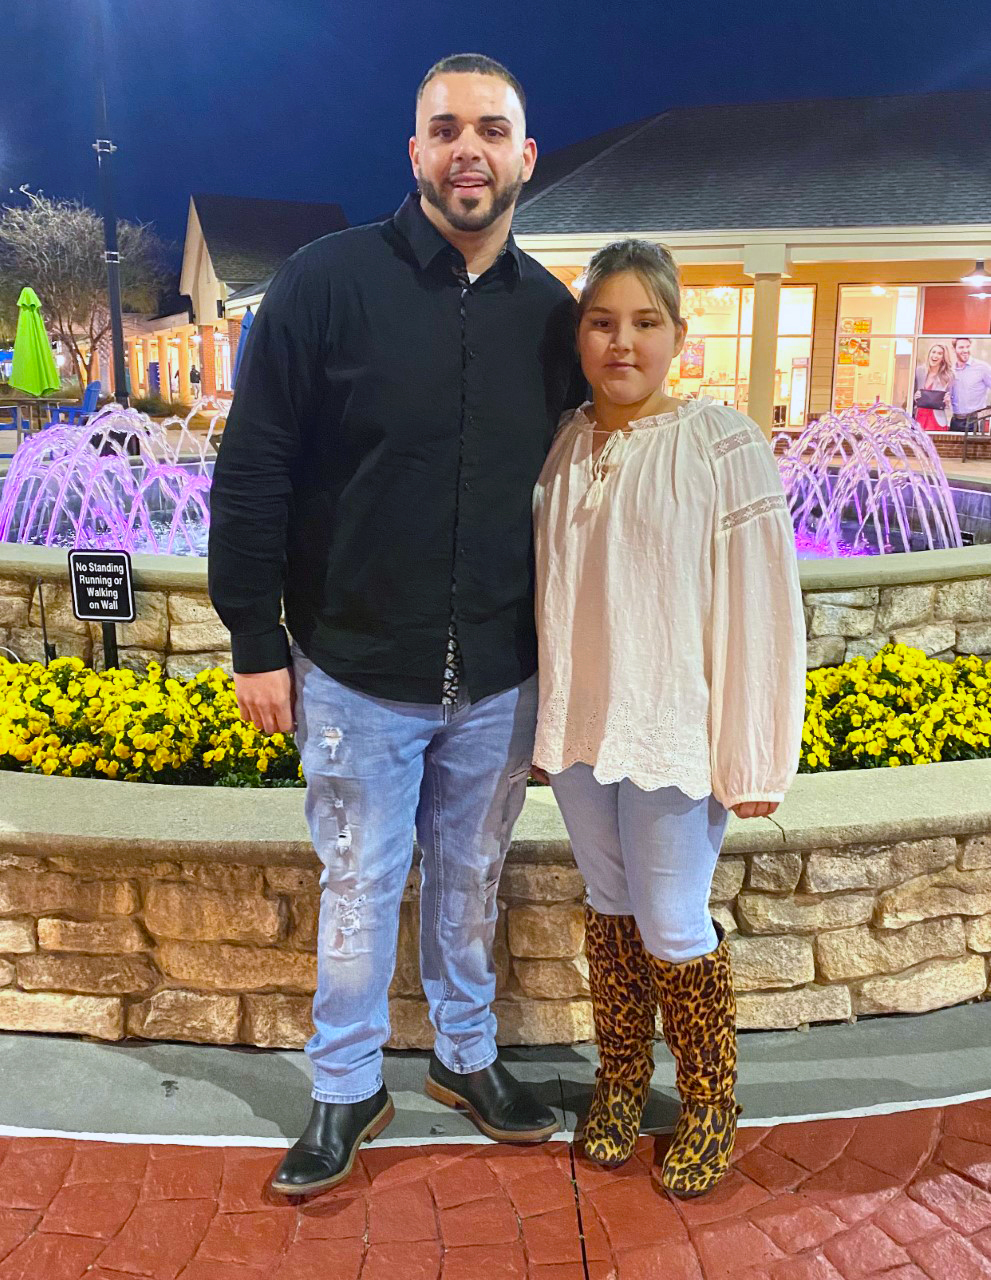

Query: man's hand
left=233, top=668, right=295, bottom=736
left=731, top=801, right=780, bottom=820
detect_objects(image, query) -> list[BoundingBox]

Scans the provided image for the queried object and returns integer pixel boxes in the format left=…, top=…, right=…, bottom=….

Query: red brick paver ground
left=0, top=1099, right=990, bottom=1278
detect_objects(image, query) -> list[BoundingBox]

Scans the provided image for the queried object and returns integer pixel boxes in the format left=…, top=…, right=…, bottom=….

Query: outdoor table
left=2, top=396, right=63, bottom=434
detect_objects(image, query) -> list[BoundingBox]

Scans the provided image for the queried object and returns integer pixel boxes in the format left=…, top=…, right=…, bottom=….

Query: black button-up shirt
left=208, top=194, right=583, bottom=703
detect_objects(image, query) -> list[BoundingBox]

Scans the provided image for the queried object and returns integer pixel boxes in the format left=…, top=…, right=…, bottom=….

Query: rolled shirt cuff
left=725, top=790, right=785, bottom=810
left=230, top=626, right=291, bottom=674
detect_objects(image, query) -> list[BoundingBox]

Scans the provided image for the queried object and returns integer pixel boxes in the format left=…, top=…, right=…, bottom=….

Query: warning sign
left=68, top=551, right=136, bottom=623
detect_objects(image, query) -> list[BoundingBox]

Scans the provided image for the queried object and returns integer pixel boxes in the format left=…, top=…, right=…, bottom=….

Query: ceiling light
left=961, top=260, right=991, bottom=287
left=870, top=285, right=886, bottom=297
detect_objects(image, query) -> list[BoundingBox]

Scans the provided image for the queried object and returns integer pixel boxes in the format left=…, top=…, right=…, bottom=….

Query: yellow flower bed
left=0, top=657, right=302, bottom=787
left=1, top=643, right=988, bottom=787
left=803, top=643, right=991, bottom=771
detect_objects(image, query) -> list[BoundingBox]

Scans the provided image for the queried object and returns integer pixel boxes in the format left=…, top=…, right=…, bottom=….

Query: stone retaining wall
left=1, top=828, right=989, bottom=1048
left=2, top=568, right=990, bottom=683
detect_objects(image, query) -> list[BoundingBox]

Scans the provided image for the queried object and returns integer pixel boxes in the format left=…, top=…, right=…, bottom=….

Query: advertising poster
left=680, top=339, right=705, bottom=379
left=839, top=336, right=871, bottom=367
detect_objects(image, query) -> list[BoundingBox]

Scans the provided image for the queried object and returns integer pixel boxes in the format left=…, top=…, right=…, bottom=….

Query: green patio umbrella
left=10, top=286, right=60, bottom=397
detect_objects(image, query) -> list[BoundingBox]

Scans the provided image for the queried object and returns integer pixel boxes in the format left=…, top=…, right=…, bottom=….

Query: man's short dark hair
left=954, top=336, right=971, bottom=346
left=417, top=53, right=526, bottom=116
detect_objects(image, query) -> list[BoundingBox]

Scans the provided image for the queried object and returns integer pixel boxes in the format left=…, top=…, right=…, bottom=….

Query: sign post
left=68, top=550, right=136, bottom=670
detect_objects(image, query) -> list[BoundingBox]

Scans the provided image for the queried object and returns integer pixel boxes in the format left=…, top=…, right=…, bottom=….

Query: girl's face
left=578, top=270, right=686, bottom=407
left=929, top=345, right=946, bottom=368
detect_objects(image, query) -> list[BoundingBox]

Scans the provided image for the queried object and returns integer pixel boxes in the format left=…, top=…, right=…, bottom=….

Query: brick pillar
left=127, top=339, right=141, bottom=399
left=198, top=326, right=216, bottom=397
left=177, top=333, right=192, bottom=403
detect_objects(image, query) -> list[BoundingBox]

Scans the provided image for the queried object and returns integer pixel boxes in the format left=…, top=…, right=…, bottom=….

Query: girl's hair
left=925, top=342, right=954, bottom=386
left=577, top=239, right=683, bottom=327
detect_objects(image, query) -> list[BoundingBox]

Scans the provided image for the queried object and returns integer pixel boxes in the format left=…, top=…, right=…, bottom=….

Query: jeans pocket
left=501, top=762, right=531, bottom=844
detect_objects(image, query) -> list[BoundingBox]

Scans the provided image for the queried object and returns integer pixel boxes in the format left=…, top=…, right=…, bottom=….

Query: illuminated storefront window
left=666, top=286, right=815, bottom=426
left=833, top=285, right=991, bottom=426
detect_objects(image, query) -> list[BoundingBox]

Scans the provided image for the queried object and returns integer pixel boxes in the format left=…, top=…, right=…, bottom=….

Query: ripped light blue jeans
left=292, top=643, right=537, bottom=1104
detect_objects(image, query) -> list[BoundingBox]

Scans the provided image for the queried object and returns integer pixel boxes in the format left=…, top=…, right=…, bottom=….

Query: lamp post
left=91, top=1, right=129, bottom=408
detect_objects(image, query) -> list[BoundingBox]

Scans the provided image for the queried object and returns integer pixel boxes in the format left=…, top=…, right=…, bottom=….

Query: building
left=127, top=194, right=348, bottom=402
left=513, top=89, right=991, bottom=436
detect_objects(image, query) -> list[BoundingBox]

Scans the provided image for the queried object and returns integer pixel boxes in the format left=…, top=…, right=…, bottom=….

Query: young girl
left=532, top=240, right=806, bottom=1198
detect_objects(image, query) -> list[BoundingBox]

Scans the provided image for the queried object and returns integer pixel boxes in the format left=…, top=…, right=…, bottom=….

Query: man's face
left=410, top=73, right=536, bottom=234
left=955, top=340, right=972, bottom=364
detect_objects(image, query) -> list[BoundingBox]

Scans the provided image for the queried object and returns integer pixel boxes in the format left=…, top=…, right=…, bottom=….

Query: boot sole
left=424, top=1075, right=559, bottom=1144
left=270, top=1097, right=396, bottom=1196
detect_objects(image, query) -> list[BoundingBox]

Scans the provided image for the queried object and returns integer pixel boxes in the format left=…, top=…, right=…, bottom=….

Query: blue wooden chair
left=49, top=380, right=102, bottom=426
left=0, top=406, right=22, bottom=459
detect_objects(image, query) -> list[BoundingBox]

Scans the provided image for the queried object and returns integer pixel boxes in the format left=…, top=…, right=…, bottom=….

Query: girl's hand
left=732, top=800, right=780, bottom=819
left=529, top=765, right=551, bottom=785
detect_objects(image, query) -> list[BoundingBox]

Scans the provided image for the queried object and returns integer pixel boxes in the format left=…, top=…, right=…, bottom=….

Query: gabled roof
left=514, top=90, right=991, bottom=235
left=191, top=194, right=349, bottom=285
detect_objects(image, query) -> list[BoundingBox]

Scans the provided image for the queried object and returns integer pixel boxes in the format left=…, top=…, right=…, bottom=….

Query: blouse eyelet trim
left=719, top=493, right=788, bottom=532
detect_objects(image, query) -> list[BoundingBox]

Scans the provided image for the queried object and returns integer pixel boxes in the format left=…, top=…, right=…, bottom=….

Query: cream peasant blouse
left=532, top=397, right=806, bottom=809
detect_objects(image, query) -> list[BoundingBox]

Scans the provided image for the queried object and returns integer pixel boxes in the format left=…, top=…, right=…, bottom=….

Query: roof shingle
left=192, top=193, right=349, bottom=286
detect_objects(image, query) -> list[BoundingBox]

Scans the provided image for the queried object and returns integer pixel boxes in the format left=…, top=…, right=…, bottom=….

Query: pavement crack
left=559, top=1072, right=591, bottom=1280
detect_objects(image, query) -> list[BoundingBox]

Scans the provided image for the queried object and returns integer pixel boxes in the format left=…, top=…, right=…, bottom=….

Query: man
left=208, top=53, right=583, bottom=1195
left=950, top=337, right=991, bottom=433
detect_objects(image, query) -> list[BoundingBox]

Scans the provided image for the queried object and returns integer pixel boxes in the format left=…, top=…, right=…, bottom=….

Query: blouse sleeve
left=706, top=417, right=806, bottom=810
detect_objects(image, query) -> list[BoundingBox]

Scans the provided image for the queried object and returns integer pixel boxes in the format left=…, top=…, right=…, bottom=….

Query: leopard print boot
left=580, top=906, right=657, bottom=1168
left=649, top=922, right=741, bottom=1198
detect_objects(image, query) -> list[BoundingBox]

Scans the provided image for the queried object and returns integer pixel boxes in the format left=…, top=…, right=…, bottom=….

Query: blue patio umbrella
left=232, top=307, right=254, bottom=386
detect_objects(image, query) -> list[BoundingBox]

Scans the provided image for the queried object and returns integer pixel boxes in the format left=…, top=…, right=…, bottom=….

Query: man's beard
left=419, top=166, right=525, bottom=232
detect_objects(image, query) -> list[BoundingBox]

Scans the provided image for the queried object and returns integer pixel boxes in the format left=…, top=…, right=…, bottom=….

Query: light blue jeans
left=292, top=644, right=537, bottom=1104
left=549, top=764, right=728, bottom=962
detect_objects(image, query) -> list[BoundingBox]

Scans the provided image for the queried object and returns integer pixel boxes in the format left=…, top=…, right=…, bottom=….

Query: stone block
left=804, top=588, right=880, bottom=608
left=264, top=867, right=321, bottom=894
left=494, top=998, right=594, bottom=1045
left=386, top=997, right=434, bottom=1050
left=966, top=914, right=991, bottom=952
left=166, top=651, right=233, bottom=682
left=157, top=940, right=316, bottom=992
left=749, top=853, right=803, bottom=893
left=514, top=956, right=590, bottom=1000
left=802, top=838, right=957, bottom=894
left=288, top=896, right=319, bottom=950
left=178, top=864, right=264, bottom=893
left=736, top=984, right=852, bottom=1030
left=852, top=955, right=987, bottom=1015
left=711, top=904, right=738, bottom=936
left=28, top=584, right=89, bottom=635
left=815, top=917, right=967, bottom=982
left=934, top=577, right=991, bottom=623
left=0, top=868, right=138, bottom=916
left=0, top=918, right=35, bottom=954
left=890, top=623, right=957, bottom=656
left=508, top=905, right=584, bottom=959
left=144, top=883, right=283, bottom=945
left=168, top=593, right=222, bottom=626
left=498, top=863, right=585, bottom=903
left=710, top=857, right=746, bottom=901
left=729, top=936, right=815, bottom=991
left=37, top=918, right=149, bottom=955
left=806, top=637, right=846, bottom=670
left=168, top=623, right=232, bottom=654
left=8, top=628, right=91, bottom=665
left=127, top=990, right=240, bottom=1044
left=242, top=993, right=313, bottom=1048
left=113, top=592, right=168, bottom=650
left=0, top=990, right=122, bottom=1040
left=845, top=634, right=891, bottom=662
left=112, top=648, right=167, bottom=676
left=17, top=953, right=157, bottom=995
left=960, top=836, right=991, bottom=871
left=48, top=855, right=179, bottom=878
left=0, top=595, right=29, bottom=629
left=737, top=892, right=875, bottom=935
left=0, top=576, right=33, bottom=600
left=808, top=605, right=876, bottom=639
left=0, top=959, right=13, bottom=986
left=876, top=867, right=991, bottom=928
left=877, top=584, right=936, bottom=631
left=955, top=623, right=991, bottom=656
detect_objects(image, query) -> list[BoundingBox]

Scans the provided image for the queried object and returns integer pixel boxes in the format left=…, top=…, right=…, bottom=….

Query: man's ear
left=408, top=135, right=419, bottom=180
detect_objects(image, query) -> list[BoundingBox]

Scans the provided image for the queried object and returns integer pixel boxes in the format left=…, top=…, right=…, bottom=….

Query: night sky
left=9, top=0, right=991, bottom=252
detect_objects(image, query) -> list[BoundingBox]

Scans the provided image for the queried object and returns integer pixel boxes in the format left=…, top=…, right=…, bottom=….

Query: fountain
left=0, top=400, right=227, bottom=556
left=775, top=404, right=965, bottom=558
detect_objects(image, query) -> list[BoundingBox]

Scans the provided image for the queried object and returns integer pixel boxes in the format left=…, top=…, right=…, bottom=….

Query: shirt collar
left=393, top=192, right=523, bottom=278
